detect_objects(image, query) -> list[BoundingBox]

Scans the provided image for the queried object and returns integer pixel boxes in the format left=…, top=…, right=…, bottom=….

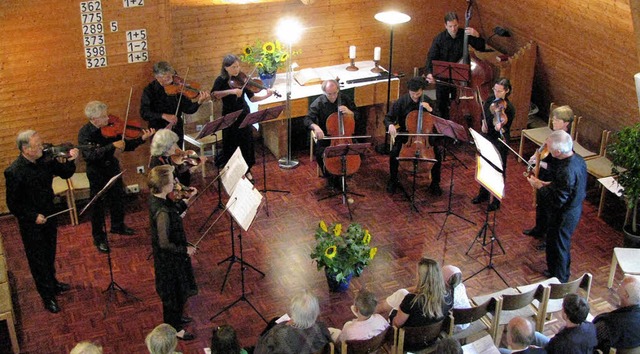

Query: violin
left=229, top=72, right=281, bottom=98
left=163, top=75, right=203, bottom=102
left=170, top=148, right=202, bottom=167
left=43, top=142, right=95, bottom=159
left=398, top=95, right=436, bottom=175
left=323, top=92, right=361, bottom=177
left=168, top=180, right=196, bottom=202
left=101, top=114, right=145, bottom=139
left=490, top=98, right=508, bottom=137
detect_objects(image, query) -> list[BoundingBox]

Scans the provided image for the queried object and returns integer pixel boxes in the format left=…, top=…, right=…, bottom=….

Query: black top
left=482, top=95, right=516, bottom=141
left=303, top=94, right=360, bottom=133
left=140, top=80, right=202, bottom=130
left=211, top=76, right=255, bottom=116
left=399, top=291, right=453, bottom=328
left=384, top=94, right=439, bottom=132
left=546, top=322, right=597, bottom=354
left=425, top=28, right=486, bottom=74
left=78, top=123, right=145, bottom=179
left=5, top=154, right=76, bottom=223
left=594, top=304, right=640, bottom=351
left=538, top=154, right=587, bottom=211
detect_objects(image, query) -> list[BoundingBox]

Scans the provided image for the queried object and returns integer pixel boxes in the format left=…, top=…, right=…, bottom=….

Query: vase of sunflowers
left=240, top=40, right=296, bottom=88
left=310, top=221, right=377, bottom=292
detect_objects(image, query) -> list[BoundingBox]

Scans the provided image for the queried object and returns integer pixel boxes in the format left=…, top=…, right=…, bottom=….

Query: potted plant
left=608, top=122, right=640, bottom=246
left=310, top=221, right=377, bottom=292
left=239, top=40, right=298, bottom=88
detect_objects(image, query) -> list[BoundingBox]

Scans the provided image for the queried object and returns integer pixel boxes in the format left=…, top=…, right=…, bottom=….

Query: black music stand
left=396, top=154, right=437, bottom=213
left=239, top=105, right=288, bottom=217
left=79, top=171, right=141, bottom=315
left=432, top=60, right=470, bottom=83
left=197, top=110, right=242, bottom=232
left=318, top=143, right=370, bottom=220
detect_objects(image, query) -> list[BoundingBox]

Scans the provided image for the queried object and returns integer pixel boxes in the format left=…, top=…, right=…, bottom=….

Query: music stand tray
left=195, top=109, right=243, bottom=140
left=432, top=60, right=470, bottom=82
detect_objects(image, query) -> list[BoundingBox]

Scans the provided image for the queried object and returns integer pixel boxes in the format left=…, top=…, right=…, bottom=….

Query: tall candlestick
left=374, top=47, right=381, bottom=61
left=349, top=45, right=356, bottom=59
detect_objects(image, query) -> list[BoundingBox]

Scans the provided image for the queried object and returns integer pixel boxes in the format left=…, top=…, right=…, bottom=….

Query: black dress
left=149, top=195, right=197, bottom=330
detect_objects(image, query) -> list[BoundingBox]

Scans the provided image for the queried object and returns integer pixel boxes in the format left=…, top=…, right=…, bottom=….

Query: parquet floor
left=0, top=140, right=628, bottom=354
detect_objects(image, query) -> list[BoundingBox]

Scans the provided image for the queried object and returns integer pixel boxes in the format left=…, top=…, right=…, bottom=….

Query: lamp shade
left=374, top=11, right=411, bottom=25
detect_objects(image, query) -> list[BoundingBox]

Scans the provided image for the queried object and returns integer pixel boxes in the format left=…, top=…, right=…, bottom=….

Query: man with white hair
left=527, top=130, right=587, bottom=282
left=594, top=275, right=640, bottom=352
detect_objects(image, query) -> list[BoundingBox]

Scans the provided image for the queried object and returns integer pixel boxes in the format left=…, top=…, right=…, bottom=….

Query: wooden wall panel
left=1, top=0, right=640, bottom=213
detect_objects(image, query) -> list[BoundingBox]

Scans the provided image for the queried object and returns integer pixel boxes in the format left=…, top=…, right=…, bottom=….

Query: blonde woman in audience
left=69, top=341, right=103, bottom=354
left=145, top=323, right=181, bottom=354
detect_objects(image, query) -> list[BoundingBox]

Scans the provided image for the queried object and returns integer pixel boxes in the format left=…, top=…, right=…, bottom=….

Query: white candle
left=374, top=47, right=381, bottom=61
left=349, top=45, right=356, bottom=59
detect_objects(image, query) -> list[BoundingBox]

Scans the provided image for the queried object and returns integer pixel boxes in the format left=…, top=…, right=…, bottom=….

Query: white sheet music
left=462, top=334, right=501, bottom=354
left=475, top=155, right=504, bottom=200
left=221, top=148, right=249, bottom=196
left=227, top=177, right=263, bottom=231
left=469, top=128, right=503, bottom=172
left=598, top=176, right=624, bottom=197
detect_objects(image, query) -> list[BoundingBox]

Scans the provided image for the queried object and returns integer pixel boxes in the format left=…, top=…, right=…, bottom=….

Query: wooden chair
left=610, top=347, right=640, bottom=354
left=491, top=285, right=548, bottom=345
left=451, top=297, right=499, bottom=344
left=518, top=102, right=580, bottom=158
left=183, top=101, right=222, bottom=178
left=396, top=313, right=454, bottom=353
left=0, top=240, right=19, bottom=354
left=608, top=248, right=640, bottom=288
left=571, top=116, right=598, bottom=160
left=533, top=273, right=592, bottom=332
left=52, top=176, right=76, bottom=225
left=340, top=326, right=395, bottom=354
left=584, top=130, right=616, bottom=217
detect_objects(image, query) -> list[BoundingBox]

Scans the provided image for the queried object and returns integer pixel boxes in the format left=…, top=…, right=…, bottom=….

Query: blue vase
left=259, top=72, right=276, bottom=88
left=324, top=269, right=353, bottom=293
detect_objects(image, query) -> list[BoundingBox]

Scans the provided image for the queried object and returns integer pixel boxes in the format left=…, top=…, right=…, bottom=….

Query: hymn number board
left=80, top=0, right=148, bottom=69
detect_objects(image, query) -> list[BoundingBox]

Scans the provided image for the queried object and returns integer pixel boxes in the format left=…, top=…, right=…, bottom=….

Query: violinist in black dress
left=211, top=54, right=273, bottom=182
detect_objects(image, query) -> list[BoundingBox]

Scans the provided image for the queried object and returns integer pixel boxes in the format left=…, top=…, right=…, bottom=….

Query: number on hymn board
left=83, top=34, right=104, bottom=47
left=80, top=1, right=102, bottom=13
left=86, top=57, right=108, bottom=69
left=127, top=51, right=148, bottom=63
left=82, top=23, right=104, bottom=35
left=123, top=0, right=144, bottom=8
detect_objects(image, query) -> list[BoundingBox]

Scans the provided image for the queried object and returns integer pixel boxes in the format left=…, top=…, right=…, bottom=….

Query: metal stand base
left=278, top=157, right=299, bottom=169
left=464, top=208, right=508, bottom=287
left=430, top=162, right=475, bottom=240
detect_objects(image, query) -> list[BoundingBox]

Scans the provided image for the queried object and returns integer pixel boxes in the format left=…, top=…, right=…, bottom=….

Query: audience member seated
left=499, top=317, right=548, bottom=354
left=70, top=341, right=103, bottom=354
left=211, top=325, right=248, bottom=354
left=146, top=323, right=181, bottom=354
left=434, top=337, right=462, bottom=354
left=546, top=294, right=596, bottom=354
left=329, top=289, right=389, bottom=343
left=442, top=265, right=471, bottom=332
left=383, top=257, right=453, bottom=328
left=254, top=290, right=332, bottom=354
left=593, top=275, right=640, bottom=352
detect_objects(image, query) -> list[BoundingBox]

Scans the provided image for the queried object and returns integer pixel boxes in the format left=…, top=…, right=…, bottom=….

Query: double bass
left=323, top=94, right=361, bottom=177
left=449, top=0, right=495, bottom=132
left=398, top=94, right=436, bottom=177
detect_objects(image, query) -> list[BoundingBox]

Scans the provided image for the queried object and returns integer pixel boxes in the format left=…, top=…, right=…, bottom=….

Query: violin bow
left=121, top=87, right=134, bottom=144
left=169, top=67, right=191, bottom=131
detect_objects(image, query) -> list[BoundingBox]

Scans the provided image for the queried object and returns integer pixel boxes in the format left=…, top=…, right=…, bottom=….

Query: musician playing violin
left=150, top=129, right=196, bottom=187
left=471, top=78, right=515, bottom=211
left=303, top=79, right=360, bottom=186
left=78, top=101, right=155, bottom=254
left=424, top=12, right=485, bottom=120
left=211, top=54, right=274, bottom=182
left=522, top=105, right=574, bottom=249
left=141, top=61, right=211, bottom=148
left=384, top=77, right=441, bottom=195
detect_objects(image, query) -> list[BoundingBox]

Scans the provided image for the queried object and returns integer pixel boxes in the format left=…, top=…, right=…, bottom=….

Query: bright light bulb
left=276, top=18, right=303, bottom=45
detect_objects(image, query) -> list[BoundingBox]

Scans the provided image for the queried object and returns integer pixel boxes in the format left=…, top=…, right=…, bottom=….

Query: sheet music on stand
left=220, top=148, right=249, bottom=196
left=79, top=171, right=124, bottom=217
left=469, top=128, right=504, bottom=201
left=227, top=177, right=263, bottom=231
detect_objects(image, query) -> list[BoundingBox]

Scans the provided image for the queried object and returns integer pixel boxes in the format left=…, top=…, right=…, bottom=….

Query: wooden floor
left=0, top=140, right=628, bottom=354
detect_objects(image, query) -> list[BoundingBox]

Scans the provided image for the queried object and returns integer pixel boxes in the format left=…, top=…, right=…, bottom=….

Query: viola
left=170, top=148, right=202, bottom=167
left=101, top=114, right=145, bottom=139
left=229, top=72, right=281, bottom=98
left=163, top=75, right=203, bottom=102
left=323, top=93, right=361, bottom=177
left=398, top=95, right=436, bottom=175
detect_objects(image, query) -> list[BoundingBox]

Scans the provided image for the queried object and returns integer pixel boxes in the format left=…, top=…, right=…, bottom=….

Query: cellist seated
left=384, top=77, right=443, bottom=195
left=303, top=79, right=361, bottom=187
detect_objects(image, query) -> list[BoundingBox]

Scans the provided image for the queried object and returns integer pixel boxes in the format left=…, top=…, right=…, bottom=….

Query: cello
left=323, top=93, right=361, bottom=177
left=398, top=94, right=436, bottom=178
left=449, top=0, right=494, bottom=132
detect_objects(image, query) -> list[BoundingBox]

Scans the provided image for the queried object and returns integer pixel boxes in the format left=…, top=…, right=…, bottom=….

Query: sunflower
left=334, top=223, right=342, bottom=236
left=243, top=47, right=252, bottom=56
left=256, top=62, right=264, bottom=68
left=363, top=230, right=371, bottom=245
left=369, top=247, right=378, bottom=259
left=325, top=245, right=337, bottom=259
left=280, top=53, right=289, bottom=62
left=319, top=220, right=328, bottom=233
left=262, top=41, right=275, bottom=54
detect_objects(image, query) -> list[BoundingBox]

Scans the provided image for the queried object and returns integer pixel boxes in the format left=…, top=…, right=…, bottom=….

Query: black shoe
left=523, top=228, right=544, bottom=239
left=180, top=316, right=193, bottom=324
left=110, top=226, right=135, bottom=235
left=55, top=282, right=71, bottom=295
left=429, top=184, right=443, bottom=196
left=472, top=194, right=489, bottom=204
left=386, top=179, right=398, bottom=194
left=487, top=201, right=500, bottom=212
left=43, top=298, right=60, bottom=313
left=536, top=242, right=547, bottom=251
left=97, top=242, right=110, bottom=253
left=177, top=331, right=196, bottom=341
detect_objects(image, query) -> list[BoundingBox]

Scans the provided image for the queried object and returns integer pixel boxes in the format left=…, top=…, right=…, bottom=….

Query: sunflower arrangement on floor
left=239, top=40, right=298, bottom=75
left=310, top=221, right=377, bottom=283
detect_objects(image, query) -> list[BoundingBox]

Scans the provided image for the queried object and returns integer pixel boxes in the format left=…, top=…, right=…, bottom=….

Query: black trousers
left=89, top=173, right=126, bottom=245
left=19, top=220, right=58, bottom=301
left=222, top=124, right=255, bottom=169
left=546, top=206, right=582, bottom=283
